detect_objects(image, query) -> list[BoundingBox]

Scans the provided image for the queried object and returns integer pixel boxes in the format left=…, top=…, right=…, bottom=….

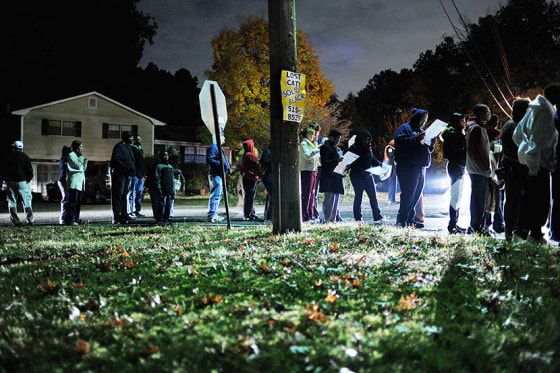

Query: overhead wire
left=449, top=0, right=513, bottom=113
left=438, top=0, right=511, bottom=117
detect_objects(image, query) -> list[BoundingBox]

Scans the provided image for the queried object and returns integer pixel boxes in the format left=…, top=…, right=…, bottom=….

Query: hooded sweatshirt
left=394, top=108, right=433, bottom=168
left=242, top=139, right=260, bottom=181
left=348, top=130, right=382, bottom=177
left=513, top=94, right=558, bottom=175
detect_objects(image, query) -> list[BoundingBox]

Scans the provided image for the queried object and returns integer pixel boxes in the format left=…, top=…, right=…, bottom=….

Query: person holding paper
left=394, top=108, right=435, bottom=228
left=299, top=127, right=321, bottom=222
left=319, top=129, right=344, bottom=223
left=441, top=113, right=467, bottom=234
left=348, top=130, right=386, bottom=224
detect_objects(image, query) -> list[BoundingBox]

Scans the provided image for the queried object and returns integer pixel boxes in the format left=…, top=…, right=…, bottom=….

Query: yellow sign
left=281, top=70, right=306, bottom=122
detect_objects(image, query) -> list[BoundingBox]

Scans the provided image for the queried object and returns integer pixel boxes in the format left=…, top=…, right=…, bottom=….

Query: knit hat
left=12, top=141, right=23, bottom=149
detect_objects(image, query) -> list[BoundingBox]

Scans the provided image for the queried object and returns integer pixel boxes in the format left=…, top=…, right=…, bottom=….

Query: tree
left=1, top=0, right=157, bottom=106
left=205, top=16, right=335, bottom=151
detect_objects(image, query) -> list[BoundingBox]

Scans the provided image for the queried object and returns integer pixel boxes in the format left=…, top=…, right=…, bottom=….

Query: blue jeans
left=396, top=166, right=424, bottom=226
left=128, top=176, right=144, bottom=214
left=207, top=174, right=223, bottom=218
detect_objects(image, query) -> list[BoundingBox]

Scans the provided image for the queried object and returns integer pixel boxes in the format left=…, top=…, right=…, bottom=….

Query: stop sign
left=199, top=80, right=227, bottom=136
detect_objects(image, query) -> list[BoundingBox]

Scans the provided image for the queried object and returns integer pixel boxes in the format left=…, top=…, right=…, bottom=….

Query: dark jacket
left=242, top=139, right=260, bottom=181
left=348, top=130, right=382, bottom=178
left=501, top=119, right=519, bottom=164
left=4, top=150, right=33, bottom=182
left=110, top=142, right=135, bottom=176
left=394, top=108, right=434, bottom=168
left=206, top=144, right=230, bottom=176
left=58, top=146, right=71, bottom=182
left=442, top=126, right=466, bottom=165
left=319, top=139, right=345, bottom=194
left=155, top=162, right=175, bottom=196
left=131, top=145, right=145, bottom=178
left=260, top=147, right=272, bottom=179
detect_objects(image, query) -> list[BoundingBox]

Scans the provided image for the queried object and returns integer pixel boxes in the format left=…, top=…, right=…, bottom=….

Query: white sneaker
left=207, top=215, right=224, bottom=223
left=373, top=217, right=388, bottom=225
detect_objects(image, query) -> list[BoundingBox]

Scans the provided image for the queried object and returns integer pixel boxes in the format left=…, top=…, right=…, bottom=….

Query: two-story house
left=11, top=91, right=165, bottom=196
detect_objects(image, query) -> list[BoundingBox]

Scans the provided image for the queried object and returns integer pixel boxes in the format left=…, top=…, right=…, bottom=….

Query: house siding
left=22, top=95, right=154, bottom=162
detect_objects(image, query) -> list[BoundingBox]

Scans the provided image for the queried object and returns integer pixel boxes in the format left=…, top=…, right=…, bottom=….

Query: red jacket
left=242, top=139, right=260, bottom=181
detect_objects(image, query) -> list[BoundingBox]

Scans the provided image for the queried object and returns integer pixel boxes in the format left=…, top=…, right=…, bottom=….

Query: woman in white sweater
left=299, top=127, right=321, bottom=222
left=65, top=140, right=88, bottom=225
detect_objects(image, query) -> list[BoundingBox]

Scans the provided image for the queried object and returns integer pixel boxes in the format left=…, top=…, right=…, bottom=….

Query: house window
left=88, top=97, right=97, bottom=109
left=102, top=123, right=138, bottom=139
left=184, top=146, right=207, bottom=164
left=41, top=119, right=82, bottom=137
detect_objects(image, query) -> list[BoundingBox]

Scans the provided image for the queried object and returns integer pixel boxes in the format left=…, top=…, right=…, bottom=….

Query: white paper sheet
left=421, top=119, right=448, bottom=145
left=333, top=151, right=360, bottom=175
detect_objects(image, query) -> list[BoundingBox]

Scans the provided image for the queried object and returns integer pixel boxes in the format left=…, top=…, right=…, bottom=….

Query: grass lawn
left=0, top=223, right=559, bottom=372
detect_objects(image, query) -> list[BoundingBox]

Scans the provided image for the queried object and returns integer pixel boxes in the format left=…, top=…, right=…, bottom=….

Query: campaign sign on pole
left=281, top=70, right=306, bottom=123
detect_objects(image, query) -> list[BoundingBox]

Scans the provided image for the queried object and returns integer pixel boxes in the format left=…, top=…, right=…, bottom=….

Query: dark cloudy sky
left=137, top=0, right=505, bottom=98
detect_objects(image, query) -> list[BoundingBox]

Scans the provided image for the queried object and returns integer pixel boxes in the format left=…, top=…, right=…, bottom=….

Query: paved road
left=0, top=191, right=482, bottom=236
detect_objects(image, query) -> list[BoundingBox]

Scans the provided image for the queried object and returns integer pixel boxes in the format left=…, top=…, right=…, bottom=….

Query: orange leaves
left=142, top=346, right=160, bottom=357
left=325, top=290, right=338, bottom=303
left=105, top=315, right=128, bottom=328
left=38, top=279, right=59, bottom=294
left=74, top=339, right=90, bottom=355
left=201, top=294, right=223, bottom=307
left=330, top=242, right=340, bottom=253
left=304, top=304, right=329, bottom=323
left=397, top=293, right=421, bottom=311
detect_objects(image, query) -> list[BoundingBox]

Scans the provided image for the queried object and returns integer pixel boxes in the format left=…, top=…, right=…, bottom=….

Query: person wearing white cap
left=3, top=141, right=34, bottom=225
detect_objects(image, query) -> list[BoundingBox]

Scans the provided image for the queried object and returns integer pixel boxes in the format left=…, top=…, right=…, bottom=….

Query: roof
left=11, top=91, right=166, bottom=126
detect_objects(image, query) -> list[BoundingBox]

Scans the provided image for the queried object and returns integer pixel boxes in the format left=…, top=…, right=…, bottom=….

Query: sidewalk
left=1, top=192, right=481, bottom=234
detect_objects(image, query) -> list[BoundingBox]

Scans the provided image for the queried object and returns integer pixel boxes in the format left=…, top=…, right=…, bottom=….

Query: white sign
left=199, top=80, right=228, bottom=136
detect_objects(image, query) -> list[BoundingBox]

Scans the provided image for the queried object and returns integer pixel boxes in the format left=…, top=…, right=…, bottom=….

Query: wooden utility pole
left=268, top=0, right=302, bottom=234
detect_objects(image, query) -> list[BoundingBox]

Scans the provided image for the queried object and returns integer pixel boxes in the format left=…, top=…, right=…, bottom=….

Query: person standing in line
left=551, top=105, right=560, bottom=242
left=309, top=122, right=324, bottom=222
left=168, top=148, right=185, bottom=218
left=484, top=114, right=505, bottom=233
left=206, top=135, right=230, bottom=222
left=2, top=141, right=34, bottom=226
left=57, top=145, right=71, bottom=225
left=384, top=139, right=398, bottom=205
left=260, top=144, right=273, bottom=222
left=501, top=98, right=530, bottom=241
left=319, top=129, right=344, bottom=223
left=242, top=138, right=261, bottom=221
left=153, top=151, right=175, bottom=225
left=65, top=140, right=87, bottom=226
left=233, top=136, right=250, bottom=207
left=466, top=104, right=492, bottom=235
left=299, top=127, right=321, bottom=222
left=129, top=135, right=145, bottom=218
left=513, top=84, right=560, bottom=243
left=441, top=113, right=467, bottom=234
left=394, top=108, right=434, bottom=228
left=348, top=129, right=385, bottom=224
left=110, top=131, right=136, bottom=224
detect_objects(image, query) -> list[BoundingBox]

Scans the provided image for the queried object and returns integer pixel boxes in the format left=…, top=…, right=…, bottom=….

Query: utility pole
left=268, top=0, right=302, bottom=234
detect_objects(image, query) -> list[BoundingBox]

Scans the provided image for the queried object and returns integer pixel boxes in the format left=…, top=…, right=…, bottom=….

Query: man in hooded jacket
left=242, top=139, right=260, bottom=221
left=513, top=84, right=560, bottom=243
left=394, top=108, right=434, bottom=227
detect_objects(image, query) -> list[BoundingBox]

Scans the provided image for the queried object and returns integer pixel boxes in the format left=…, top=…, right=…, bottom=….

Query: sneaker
left=208, top=215, right=224, bottom=223
left=135, top=212, right=146, bottom=217
left=412, top=221, right=425, bottom=229
left=128, top=214, right=137, bottom=220
left=373, top=217, right=388, bottom=225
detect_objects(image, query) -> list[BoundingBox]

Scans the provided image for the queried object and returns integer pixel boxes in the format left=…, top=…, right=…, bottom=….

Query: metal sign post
left=200, top=80, right=231, bottom=229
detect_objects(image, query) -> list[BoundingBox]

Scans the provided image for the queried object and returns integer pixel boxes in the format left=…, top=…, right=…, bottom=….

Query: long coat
left=319, top=140, right=345, bottom=194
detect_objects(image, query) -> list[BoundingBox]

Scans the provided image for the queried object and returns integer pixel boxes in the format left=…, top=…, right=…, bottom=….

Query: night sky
left=137, top=0, right=505, bottom=97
